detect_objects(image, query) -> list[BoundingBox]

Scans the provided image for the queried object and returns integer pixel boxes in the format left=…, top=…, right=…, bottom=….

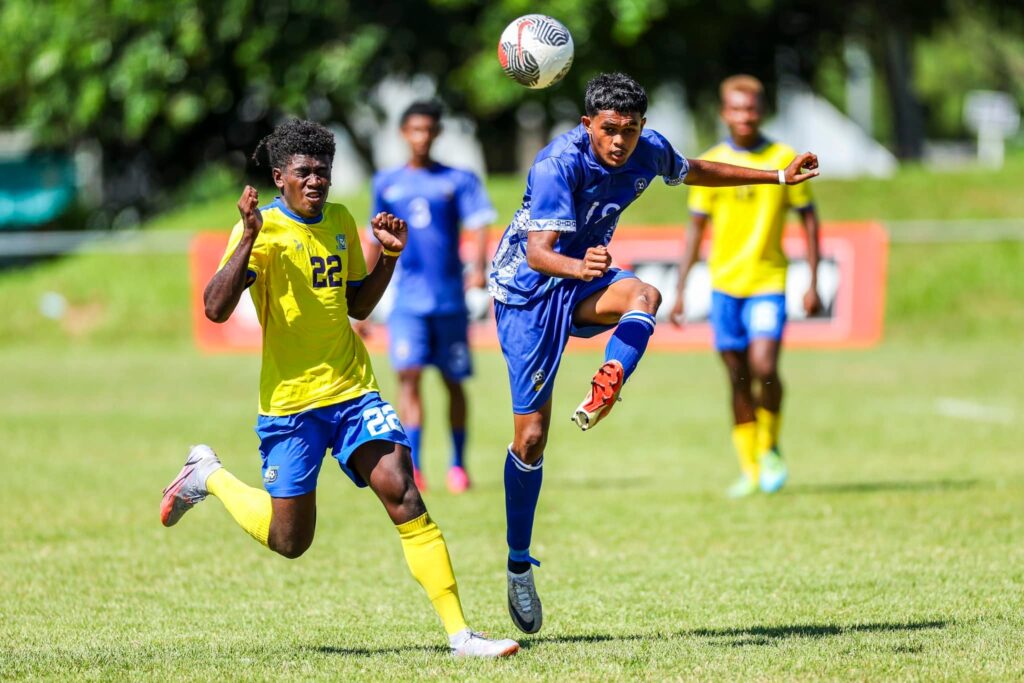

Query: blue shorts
left=254, top=392, right=411, bottom=497
left=494, top=268, right=636, bottom=414
left=710, top=290, right=787, bottom=352
left=388, top=311, right=472, bottom=380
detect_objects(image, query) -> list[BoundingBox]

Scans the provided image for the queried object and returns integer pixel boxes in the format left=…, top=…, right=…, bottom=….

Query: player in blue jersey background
left=490, top=73, right=819, bottom=634
left=364, top=100, right=496, bottom=495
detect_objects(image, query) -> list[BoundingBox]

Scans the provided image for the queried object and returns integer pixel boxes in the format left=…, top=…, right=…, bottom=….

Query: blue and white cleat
left=449, top=629, right=520, bottom=658
left=758, top=449, right=788, bottom=494
left=507, top=567, right=543, bottom=634
left=160, top=445, right=222, bottom=527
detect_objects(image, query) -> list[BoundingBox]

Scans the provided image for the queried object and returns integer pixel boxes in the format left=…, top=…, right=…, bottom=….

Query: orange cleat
left=413, top=467, right=428, bottom=493
left=571, top=360, right=625, bottom=432
left=447, top=465, right=471, bottom=494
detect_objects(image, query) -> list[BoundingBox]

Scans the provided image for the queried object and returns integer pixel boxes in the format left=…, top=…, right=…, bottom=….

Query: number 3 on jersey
left=363, top=404, right=403, bottom=436
left=311, top=255, right=343, bottom=288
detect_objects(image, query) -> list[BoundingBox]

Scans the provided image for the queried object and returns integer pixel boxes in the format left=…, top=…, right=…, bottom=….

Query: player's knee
left=514, top=423, right=547, bottom=463
left=749, top=357, right=779, bottom=383
left=398, top=370, right=422, bottom=392
left=634, top=282, right=662, bottom=313
left=728, top=370, right=752, bottom=390
left=272, top=532, right=313, bottom=560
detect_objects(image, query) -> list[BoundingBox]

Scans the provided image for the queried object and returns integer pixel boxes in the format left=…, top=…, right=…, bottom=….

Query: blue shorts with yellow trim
left=494, top=268, right=636, bottom=414
left=254, top=392, right=410, bottom=497
left=710, top=290, right=787, bottom=352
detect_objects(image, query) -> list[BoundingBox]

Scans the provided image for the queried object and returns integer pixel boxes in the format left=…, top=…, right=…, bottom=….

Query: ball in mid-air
left=497, top=15, right=574, bottom=89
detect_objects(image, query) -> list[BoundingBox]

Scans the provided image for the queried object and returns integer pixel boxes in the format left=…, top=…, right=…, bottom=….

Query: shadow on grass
left=786, top=479, right=978, bottom=495
left=311, top=644, right=444, bottom=656
left=523, top=619, right=948, bottom=650
left=550, top=475, right=654, bottom=491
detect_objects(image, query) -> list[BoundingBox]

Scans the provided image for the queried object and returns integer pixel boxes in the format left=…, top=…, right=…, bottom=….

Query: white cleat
left=160, top=445, right=222, bottom=527
left=507, top=567, right=543, bottom=634
left=449, top=629, right=520, bottom=658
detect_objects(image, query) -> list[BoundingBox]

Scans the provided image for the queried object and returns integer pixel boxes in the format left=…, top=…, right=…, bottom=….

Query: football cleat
left=449, top=629, right=520, bottom=658
left=447, top=465, right=471, bottom=494
left=726, top=474, right=760, bottom=499
left=571, top=360, right=625, bottom=432
left=160, top=445, right=222, bottom=527
left=507, top=567, right=543, bottom=634
left=758, top=449, right=789, bottom=494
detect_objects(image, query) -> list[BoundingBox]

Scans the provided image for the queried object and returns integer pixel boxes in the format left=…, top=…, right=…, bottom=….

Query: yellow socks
left=731, top=422, right=759, bottom=480
left=206, top=468, right=272, bottom=547
left=396, top=513, right=468, bottom=636
left=756, top=407, right=782, bottom=455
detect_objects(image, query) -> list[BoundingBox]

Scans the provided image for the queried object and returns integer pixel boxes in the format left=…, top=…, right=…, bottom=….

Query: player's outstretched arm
left=685, top=152, right=819, bottom=187
left=526, top=231, right=611, bottom=282
left=348, top=212, right=407, bottom=320
left=204, top=186, right=263, bottom=323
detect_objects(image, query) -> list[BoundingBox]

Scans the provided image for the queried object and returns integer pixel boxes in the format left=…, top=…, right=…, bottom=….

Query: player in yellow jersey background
left=670, top=75, right=822, bottom=498
left=159, top=119, right=518, bottom=658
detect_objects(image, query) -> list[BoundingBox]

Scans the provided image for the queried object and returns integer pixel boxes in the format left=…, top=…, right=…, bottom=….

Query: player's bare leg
left=397, top=368, right=427, bottom=490
left=571, top=278, right=661, bottom=430
left=267, top=493, right=317, bottom=558
left=503, top=404, right=550, bottom=633
left=748, top=337, right=787, bottom=493
left=442, top=376, right=471, bottom=493
left=349, top=440, right=518, bottom=656
left=720, top=351, right=759, bottom=498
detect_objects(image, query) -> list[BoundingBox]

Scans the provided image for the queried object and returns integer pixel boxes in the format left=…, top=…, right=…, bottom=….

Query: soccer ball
left=497, top=15, right=574, bottom=89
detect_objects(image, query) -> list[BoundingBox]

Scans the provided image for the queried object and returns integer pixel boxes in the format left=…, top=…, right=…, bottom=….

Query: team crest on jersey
left=335, top=234, right=347, bottom=251
left=532, top=369, right=546, bottom=391
left=264, top=466, right=279, bottom=484
left=634, top=178, right=648, bottom=195
left=293, top=239, right=304, bottom=252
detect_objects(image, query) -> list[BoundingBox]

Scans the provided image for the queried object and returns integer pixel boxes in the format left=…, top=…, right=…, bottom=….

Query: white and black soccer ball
left=497, top=15, right=574, bottom=89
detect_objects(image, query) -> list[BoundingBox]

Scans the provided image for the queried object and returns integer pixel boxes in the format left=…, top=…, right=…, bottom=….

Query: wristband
left=778, top=169, right=786, bottom=185
left=382, top=247, right=401, bottom=257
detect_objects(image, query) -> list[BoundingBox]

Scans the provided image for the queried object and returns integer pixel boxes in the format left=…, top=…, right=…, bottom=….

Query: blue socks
left=505, top=448, right=543, bottom=572
left=406, top=426, right=422, bottom=471
left=604, top=310, right=656, bottom=381
left=451, top=429, right=466, bottom=469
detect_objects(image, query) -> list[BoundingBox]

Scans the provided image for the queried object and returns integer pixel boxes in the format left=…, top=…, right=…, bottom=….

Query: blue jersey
left=371, top=163, right=496, bottom=316
left=488, top=124, right=688, bottom=306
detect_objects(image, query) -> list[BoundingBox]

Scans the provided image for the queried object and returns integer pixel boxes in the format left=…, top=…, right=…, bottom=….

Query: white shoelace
left=511, top=577, right=534, bottom=612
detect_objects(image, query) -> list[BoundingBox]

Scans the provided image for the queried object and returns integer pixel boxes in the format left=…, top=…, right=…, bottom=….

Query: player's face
left=401, top=114, right=441, bottom=161
left=273, top=154, right=332, bottom=218
left=582, top=110, right=645, bottom=168
left=721, top=90, right=763, bottom=141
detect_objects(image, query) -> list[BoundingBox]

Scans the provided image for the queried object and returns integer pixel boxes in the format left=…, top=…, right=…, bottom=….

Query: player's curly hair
left=584, top=73, right=648, bottom=117
left=251, top=118, right=336, bottom=170
left=400, top=99, right=444, bottom=125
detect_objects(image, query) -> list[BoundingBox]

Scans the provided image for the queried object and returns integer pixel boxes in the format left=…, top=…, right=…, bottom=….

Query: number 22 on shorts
left=363, top=404, right=403, bottom=436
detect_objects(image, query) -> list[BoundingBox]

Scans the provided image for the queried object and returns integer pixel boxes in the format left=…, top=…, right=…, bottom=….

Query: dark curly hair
left=251, top=118, right=336, bottom=170
left=584, top=73, right=648, bottom=117
left=400, top=99, right=443, bottom=126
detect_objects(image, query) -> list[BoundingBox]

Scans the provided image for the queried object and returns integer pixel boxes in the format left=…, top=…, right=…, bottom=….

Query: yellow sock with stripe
left=756, top=407, right=782, bottom=455
left=396, top=513, right=468, bottom=636
left=206, top=468, right=272, bottom=547
left=732, top=422, right=759, bottom=480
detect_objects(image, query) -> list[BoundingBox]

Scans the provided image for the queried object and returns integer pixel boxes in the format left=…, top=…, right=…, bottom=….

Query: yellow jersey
left=218, top=198, right=378, bottom=416
left=687, top=139, right=813, bottom=297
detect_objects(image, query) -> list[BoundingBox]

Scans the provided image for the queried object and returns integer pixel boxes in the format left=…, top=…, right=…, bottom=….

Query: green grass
left=2, top=162, right=1024, bottom=679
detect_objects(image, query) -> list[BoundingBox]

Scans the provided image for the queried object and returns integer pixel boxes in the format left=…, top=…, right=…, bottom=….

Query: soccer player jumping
left=670, top=75, right=821, bottom=498
left=363, top=100, right=496, bottom=494
left=160, top=119, right=518, bottom=658
left=489, top=73, right=818, bottom=634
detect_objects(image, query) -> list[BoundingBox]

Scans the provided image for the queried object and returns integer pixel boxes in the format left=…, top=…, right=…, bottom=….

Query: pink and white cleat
left=160, top=445, right=222, bottom=527
left=447, top=465, right=471, bottom=494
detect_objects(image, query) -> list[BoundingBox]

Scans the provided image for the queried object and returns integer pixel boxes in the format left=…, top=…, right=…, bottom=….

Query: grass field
left=2, top=166, right=1023, bottom=679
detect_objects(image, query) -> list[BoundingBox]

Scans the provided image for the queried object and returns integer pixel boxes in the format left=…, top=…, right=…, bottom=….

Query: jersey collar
left=269, top=197, right=324, bottom=225
left=725, top=136, right=771, bottom=153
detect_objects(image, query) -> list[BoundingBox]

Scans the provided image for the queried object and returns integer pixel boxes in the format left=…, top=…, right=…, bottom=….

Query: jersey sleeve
left=457, top=171, right=497, bottom=231
left=651, top=132, right=689, bottom=186
left=217, top=220, right=268, bottom=288
left=527, top=158, right=578, bottom=232
left=345, top=212, right=369, bottom=285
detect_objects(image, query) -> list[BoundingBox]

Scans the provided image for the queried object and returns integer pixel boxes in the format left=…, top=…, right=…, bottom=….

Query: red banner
left=191, top=223, right=887, bottom=353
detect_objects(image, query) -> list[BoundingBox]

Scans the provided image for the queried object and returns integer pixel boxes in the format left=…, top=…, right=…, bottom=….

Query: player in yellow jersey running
left=159, top=119, right=518, bottom=658
left=670, top=75, right=822, bottom=498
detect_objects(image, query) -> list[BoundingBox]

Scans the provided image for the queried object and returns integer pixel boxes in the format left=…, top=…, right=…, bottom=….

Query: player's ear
left=581, top=115, right=591, bottom=131
left=640, top=117, right=647, bottom=130
left=272, top=167, right=285, bottom=190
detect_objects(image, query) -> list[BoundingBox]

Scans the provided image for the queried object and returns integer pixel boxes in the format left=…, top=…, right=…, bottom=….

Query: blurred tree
left=3, top=0, right=1023, bottom=213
